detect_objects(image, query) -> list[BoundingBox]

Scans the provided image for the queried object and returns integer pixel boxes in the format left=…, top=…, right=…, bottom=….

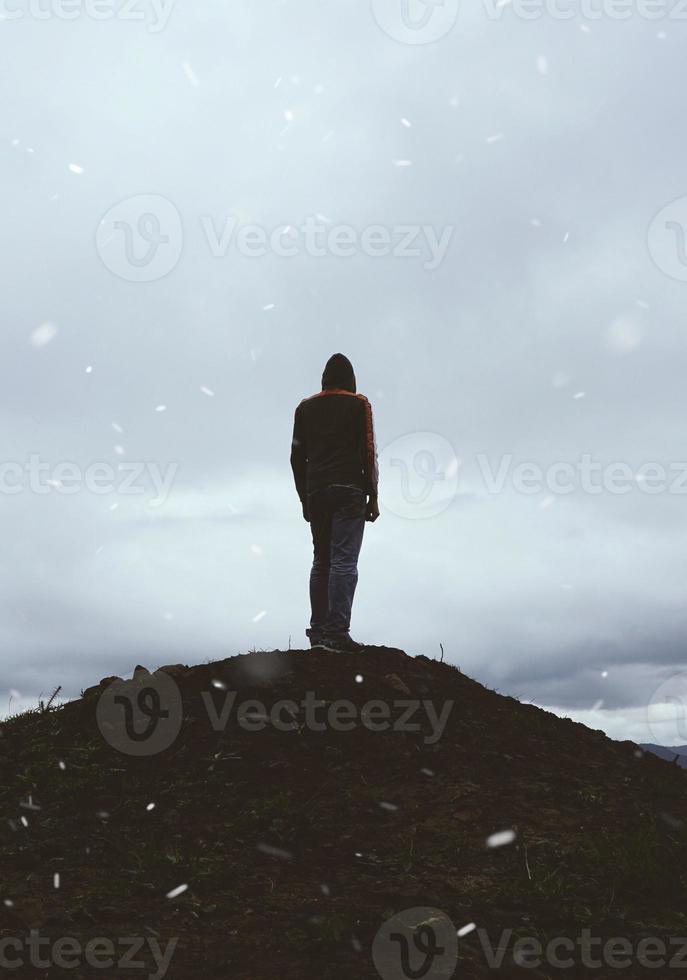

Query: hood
left=321, top=353, right=356, bottom=393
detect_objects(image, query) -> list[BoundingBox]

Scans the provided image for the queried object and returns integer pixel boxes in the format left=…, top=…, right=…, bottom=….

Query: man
left=290, top=353, right=379, bottom=653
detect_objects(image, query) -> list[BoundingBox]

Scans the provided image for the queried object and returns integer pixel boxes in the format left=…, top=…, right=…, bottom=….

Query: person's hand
left=365, top=496, right=380, bottom=523
left=302, top=500, right=310, bottom=522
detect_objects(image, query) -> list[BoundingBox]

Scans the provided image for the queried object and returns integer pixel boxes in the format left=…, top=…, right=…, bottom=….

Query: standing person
left=290, top=354, right=379, bottom=652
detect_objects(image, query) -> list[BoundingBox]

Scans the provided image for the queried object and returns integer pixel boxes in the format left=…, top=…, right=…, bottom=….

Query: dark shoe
left=306, top=629, right=325, bottom=649
left=322, top=634, right=365, bottom=653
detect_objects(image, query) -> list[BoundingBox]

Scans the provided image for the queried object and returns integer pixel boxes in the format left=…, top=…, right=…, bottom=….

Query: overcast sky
left=2, top=0, right=687, bottom=744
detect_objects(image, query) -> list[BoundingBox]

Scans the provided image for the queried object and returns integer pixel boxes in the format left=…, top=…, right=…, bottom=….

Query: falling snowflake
left=605, top=316, right=642, bottom=354
left=182, top=62, right=199, bottom=87
left=486, top=829, right=516, bottom=848
left=552, top=371, right=571, bottom=389
left=257, top=844, right=292, bottom=860
left=166, top=884, right=188, bottom=899
left=30, top=322, right=58, bottom=348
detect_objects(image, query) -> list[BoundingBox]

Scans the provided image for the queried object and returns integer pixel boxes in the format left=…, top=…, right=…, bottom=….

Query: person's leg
left=323, top=486, right=366, bottom=638
left=307, top=489, right=332, bottom=644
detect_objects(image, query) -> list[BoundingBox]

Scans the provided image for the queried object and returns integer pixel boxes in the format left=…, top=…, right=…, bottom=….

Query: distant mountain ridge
left=640, top=742, right=687, bottom=768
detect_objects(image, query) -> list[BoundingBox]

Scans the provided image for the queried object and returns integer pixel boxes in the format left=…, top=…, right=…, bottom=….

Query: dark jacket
left=290, top=354, right=378, bottom=502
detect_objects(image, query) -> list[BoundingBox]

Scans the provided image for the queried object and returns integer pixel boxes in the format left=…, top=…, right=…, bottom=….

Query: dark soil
left=1, top=647, right=686, bottom=979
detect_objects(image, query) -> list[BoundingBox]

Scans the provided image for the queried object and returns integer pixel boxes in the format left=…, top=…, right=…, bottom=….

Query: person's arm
left=358, top=396, right=379, bottom=522
left=290, top=403, right=309, bottom=520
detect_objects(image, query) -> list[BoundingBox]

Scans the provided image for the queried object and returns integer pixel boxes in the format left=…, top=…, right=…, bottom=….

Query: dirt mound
left=0, top=646, right=685, bottom=979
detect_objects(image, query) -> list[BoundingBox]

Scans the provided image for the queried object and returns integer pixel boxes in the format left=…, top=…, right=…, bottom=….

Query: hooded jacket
left=290, top=354, right=378, bottom=501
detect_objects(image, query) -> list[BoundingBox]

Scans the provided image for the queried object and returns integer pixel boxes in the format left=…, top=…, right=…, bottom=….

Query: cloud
left=0, top=3, right=684, bottom=741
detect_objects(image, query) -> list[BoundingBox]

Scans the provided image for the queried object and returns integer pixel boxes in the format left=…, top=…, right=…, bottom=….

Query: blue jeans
left=307, top=484, right=366, bottom=638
